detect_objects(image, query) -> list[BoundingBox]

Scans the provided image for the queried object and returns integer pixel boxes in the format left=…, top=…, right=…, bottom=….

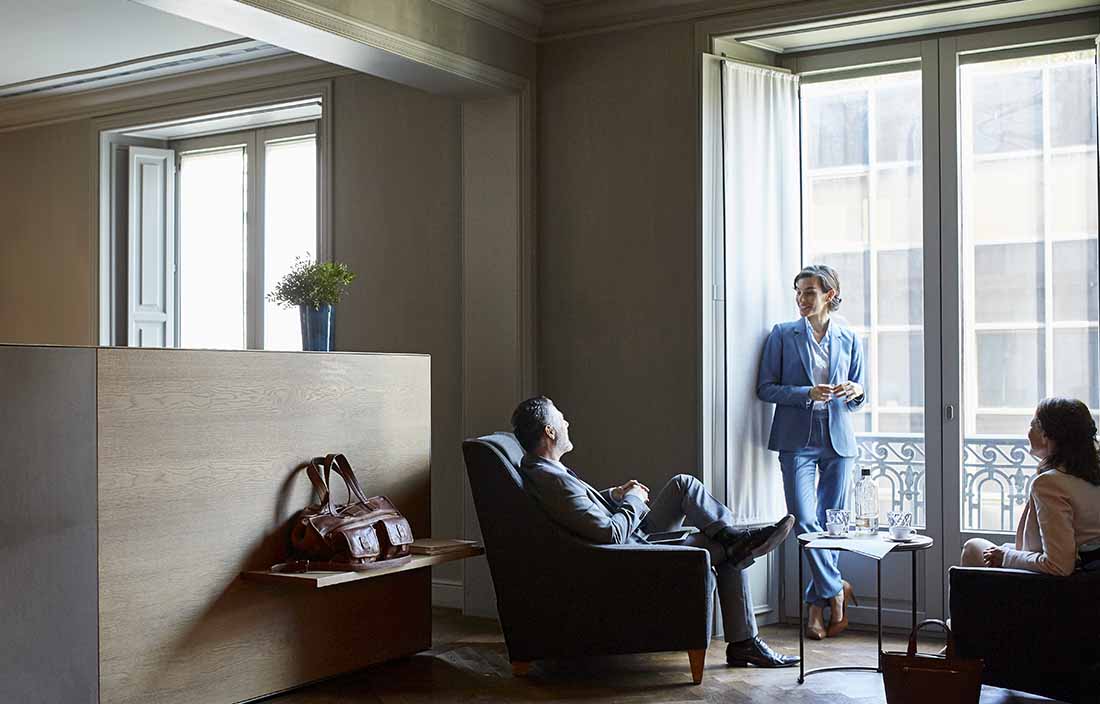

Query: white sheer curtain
left=720, top=60, right=802, bottom=524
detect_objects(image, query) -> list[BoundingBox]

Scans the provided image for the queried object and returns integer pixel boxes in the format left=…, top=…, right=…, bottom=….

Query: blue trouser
left=779, top=410, right=853, bottom=607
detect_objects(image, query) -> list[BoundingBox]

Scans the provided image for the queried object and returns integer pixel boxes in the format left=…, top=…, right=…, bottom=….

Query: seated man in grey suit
left=512, top=396, right=799, bottom=668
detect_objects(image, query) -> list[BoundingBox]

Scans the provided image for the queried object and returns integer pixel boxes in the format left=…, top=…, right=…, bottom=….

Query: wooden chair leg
left=688, top=649, right=705, bottom=685
left=511, top=661, right=531, bottom=677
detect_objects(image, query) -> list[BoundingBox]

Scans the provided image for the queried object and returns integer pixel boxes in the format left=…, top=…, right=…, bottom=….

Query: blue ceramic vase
left=299, top=304, right=334, bottom=351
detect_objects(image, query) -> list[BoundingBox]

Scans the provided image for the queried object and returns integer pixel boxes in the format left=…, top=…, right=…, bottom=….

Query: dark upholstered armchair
left=462, top=433, right=715, bottom=683
left=949, top=566, right=1100, bottom=703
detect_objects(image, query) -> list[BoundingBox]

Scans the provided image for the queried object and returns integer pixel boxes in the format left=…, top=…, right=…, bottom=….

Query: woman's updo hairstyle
left=1035, top=397, right=1100, bottom=485
left=794, top=264, right=842, bottom=312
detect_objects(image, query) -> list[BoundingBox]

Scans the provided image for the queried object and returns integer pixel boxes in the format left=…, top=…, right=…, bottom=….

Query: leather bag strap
left=304, top=459, right=333, bottom=511
left=907, top=618, right=955, bottom=658
left=329, top=453, right=371, bottom=505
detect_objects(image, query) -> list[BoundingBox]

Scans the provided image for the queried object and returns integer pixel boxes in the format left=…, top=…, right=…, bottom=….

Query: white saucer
left=883, top=534, right=920, bottom=543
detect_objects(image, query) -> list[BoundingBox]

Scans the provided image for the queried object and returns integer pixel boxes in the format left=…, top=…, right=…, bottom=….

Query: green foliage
left=267, top=255, right=357, bottom=310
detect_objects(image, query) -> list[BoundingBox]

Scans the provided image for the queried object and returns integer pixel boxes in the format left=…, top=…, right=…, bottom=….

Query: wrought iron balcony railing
left=855, top=433, right=1036, bottom=533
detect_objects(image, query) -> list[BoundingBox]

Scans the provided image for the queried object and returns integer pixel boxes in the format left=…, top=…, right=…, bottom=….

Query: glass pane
left=802, top=71, right=925, bottom=529
left=960, top=50, right=1099, bottom=532
left=875, top=79, right=922, bottom=162
left=1051, top=62, right=1098, bottom=148
left=264, top=136, right=317, bottom=351
left=1054, top=328, right=1100, bottom=407
left=976, top=330, right=1043, bottom=408
left=878, top=249, right=923, bottom=325
left=803, top=90, right=869, bottom=168
left=971, top=157, right=1043, bottom=242
left=880, top=413, right=924, bottom=433
left=808, top=175, right=868, bottom=244
left=975, top=414, right=1033, bottom=435
left=1050, top=151, right=1099, bottom=236
left=178, top=147, right=246, bottom=350
left=878, top=331, right=924, bottom=407
left=874, top=167, right=922, bottom=246
left=973, top=243, right=1043, bottom=323
left=1053, top=239, right=1099, bottom=322
left=970, top=70, right=1042, bottom=154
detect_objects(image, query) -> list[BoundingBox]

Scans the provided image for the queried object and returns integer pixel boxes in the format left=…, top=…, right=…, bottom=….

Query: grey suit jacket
left=519, top=454, right=649, bottom=545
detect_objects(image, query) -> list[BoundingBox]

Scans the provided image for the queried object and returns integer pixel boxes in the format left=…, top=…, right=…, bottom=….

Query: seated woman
left=962, top=397, right=1100, bottom=575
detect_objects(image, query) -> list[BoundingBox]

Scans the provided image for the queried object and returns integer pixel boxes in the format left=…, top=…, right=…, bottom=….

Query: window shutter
left=127, top=147, right=176, bottom=347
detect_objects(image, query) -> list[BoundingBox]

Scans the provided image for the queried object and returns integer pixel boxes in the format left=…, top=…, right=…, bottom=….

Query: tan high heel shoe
left=806, top=604, right=827, bottom=640
left=826, top=580, right=858, bottom=638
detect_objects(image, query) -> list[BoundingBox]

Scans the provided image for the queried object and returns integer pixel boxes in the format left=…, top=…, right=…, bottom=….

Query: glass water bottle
left=853, top=468, right=880, bottom=536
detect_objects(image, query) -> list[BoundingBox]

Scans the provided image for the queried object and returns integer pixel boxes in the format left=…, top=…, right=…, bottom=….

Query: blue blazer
left=756, top=319, right=867, bottom=457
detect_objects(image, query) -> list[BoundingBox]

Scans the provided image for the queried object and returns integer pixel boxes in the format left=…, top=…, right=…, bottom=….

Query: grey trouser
left=639, top=474, right=758, bottom=642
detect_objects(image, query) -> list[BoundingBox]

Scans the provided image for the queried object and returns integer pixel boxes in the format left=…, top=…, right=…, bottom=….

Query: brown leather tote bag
left=284, top=453, right=414, bottom=571
left=883, top=619, right=984, bottom=704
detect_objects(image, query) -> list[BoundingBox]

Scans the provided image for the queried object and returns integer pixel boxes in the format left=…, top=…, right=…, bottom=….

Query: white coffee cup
left=826, top=522, right=847, bottom=537
left=889, top=524, right=914, bottom=540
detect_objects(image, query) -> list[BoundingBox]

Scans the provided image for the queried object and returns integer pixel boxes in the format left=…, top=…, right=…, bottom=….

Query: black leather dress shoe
left=715, top=515, right=795, bottom=568
left=726, top=636, right=800, bottom=668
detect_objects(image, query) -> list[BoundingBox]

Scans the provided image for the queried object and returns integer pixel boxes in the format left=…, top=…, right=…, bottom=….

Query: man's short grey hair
left=794, top=264, right=843, bottom=312
left=511, top=396, right=554, bottom=454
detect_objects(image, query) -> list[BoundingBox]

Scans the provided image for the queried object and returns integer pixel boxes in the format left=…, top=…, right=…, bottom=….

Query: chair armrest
left=495, top=541, right=714, bottom=660
left=949, top=566, right=1100, bottom=699
left=564, top=542, right=713, bottom=612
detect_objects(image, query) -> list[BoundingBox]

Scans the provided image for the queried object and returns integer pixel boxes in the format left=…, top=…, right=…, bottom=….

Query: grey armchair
left=461, top=433, right=715, bottom=683
left=949, top=565, right=1100, bottom=704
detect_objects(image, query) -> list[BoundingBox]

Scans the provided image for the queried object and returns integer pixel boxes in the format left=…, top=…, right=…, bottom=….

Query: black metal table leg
left=911, top=550, right=918, bottom=635
left=876, top=558, right=883, bottom=672
left=798, top=540, right=804, bottom=684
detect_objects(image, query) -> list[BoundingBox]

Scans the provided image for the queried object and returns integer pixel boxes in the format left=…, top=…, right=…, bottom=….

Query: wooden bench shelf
left=242, top=544, right=484, bottom=589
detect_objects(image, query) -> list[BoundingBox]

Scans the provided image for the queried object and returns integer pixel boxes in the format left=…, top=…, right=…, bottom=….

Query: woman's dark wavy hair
left=1035, top=397, right=1100, bottom=485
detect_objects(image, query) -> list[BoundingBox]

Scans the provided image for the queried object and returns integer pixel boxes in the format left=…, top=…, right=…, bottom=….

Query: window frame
left=171, top=120, right=319, bottom=349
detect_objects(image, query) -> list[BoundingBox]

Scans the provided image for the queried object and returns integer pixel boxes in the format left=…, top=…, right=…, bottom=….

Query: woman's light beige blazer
left=1002, top=468, right=1100, bottom=575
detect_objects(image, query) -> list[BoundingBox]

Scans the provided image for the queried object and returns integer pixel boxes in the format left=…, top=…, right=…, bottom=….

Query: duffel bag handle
left=304, top=459, right=333, bottom=509
left=310, top=453, right=371, bottom=513
left=329, top=453, right=371, bottom=505
left=907, top=618, right=955, bottom=658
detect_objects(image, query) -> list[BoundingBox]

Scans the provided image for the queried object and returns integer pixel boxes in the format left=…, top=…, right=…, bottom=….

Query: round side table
left=796, top=530, right=934, bottom=684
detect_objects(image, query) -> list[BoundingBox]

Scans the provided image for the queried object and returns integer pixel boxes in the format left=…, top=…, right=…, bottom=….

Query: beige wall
left=0, top=69, right=466, bottom=574
left=0, top=120, right=96, bottom=345
left=538, top=21, right=700, bottom=492
left=330, top=72, right=464, bottom=579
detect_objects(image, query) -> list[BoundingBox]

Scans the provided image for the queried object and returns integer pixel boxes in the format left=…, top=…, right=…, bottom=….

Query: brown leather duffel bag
left=283, top=453, right=414, bottom=571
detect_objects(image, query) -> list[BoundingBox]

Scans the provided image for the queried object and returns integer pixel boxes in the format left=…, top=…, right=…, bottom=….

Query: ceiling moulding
left=136, top=0, right=529, bottom=97
left=537, top=0, right=1064, bottom=41
left=0, top=54, right=339, bottom=133
left=0, top=40, right=285, bottom=100
left=429, top=0, right=544, bottom=40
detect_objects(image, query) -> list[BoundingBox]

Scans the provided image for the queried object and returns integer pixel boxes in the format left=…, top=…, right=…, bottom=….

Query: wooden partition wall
left=2, top=345, right=432, bottom=704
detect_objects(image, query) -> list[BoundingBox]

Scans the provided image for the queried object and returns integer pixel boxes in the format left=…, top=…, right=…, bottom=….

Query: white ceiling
left=0, top=0, right=241, bottom=89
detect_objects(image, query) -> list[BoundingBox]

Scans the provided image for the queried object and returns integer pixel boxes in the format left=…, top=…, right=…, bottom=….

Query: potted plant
left=267, top=255, right=356, bottom=351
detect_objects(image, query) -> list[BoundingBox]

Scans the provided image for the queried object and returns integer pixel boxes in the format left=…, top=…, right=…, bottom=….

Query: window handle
left=944, top=404, right=955, bottom=422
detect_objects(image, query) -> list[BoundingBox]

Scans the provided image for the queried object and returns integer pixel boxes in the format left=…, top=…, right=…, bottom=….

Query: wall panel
left=97, top=348, right=431, bottom=704
left=0, top=345, right=98, bottom=704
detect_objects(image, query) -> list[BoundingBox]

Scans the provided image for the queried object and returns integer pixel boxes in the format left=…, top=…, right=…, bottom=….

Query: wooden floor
left=265, top=608, right=995, bottom=704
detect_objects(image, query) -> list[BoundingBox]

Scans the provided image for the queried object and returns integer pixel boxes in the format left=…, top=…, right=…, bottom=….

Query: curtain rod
left=719, top=53, right=793, bottom=73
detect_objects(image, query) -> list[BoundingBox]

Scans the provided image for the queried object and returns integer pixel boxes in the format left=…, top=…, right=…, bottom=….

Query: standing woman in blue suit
left=756, top=264, right=867, bottom=641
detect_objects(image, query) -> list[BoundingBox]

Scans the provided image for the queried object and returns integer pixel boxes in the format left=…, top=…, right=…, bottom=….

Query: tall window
left=801, top=70, right=927, bottom=525
left=176, top=123, right=318, bottom=350
left=959, top=49, right=1100, bottom=530
left=794, top=31, right=1100, bottom=551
